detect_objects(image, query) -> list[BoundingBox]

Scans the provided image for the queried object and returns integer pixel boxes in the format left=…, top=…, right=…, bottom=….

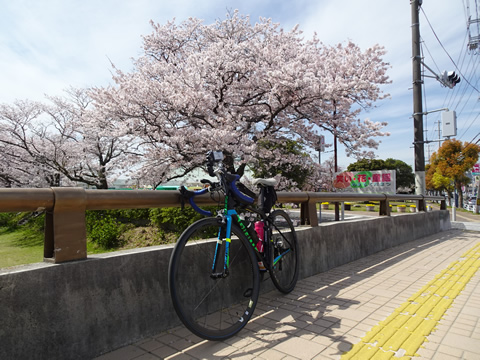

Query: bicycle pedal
left=257, top=261, right=267, bottom=271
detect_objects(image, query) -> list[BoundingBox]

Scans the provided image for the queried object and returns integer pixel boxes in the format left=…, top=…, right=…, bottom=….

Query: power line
left=447, top=32, right=471, bottom=110
left=421, top=6, right=480, bottom=93
left=459, top=110, right=480, bottom=139
left=419, top=3, right=480, bottom=147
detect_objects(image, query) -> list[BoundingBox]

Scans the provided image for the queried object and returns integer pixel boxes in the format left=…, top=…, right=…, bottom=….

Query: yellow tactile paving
left=342, top=242, right=480, bottom=360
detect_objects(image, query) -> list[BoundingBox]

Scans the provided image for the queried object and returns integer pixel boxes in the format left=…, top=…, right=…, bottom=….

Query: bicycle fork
left=210, top=213, right=233, bottom=279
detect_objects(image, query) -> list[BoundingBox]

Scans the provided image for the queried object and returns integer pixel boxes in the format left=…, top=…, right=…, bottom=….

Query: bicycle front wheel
left=268, top=210, right=299, bottom=294
left=168, top=217, right=260, bottom=341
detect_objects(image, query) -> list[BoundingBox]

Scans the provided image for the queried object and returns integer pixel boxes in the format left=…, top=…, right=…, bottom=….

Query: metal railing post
left=44, top=188, right=87, bottom=264
left=300, top=194, right=318, bottom=227
left=440, top=198, right=447, bottom=210
left=44, top=210, right=54, bottom=258
left=418, top=197, right=426, bottom=212
left=379, top=197, right=390, bottom=216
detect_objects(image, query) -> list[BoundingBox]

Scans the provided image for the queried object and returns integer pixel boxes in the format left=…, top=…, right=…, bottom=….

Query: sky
left=1, top=0, right=479, bottom=170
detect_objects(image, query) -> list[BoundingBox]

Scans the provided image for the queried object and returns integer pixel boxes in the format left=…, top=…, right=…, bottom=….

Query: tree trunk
left=457, top=182, right=464, bottom=208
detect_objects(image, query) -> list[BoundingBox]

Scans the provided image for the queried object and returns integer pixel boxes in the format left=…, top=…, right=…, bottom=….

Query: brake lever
left=200, top=179, right=213, bottom=186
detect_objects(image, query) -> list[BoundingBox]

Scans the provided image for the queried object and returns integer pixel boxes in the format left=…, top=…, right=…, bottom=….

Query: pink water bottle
left=254, top=221, right=264, bottom=252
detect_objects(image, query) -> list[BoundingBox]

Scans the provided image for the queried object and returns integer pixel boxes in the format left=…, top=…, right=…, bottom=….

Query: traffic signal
left=441, top=70, right=461, bottom=89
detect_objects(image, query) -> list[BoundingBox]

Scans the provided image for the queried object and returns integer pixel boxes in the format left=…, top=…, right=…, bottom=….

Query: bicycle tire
left=267, top=210, right=299, bottom=294
left=168, top=217, right=261, bottom=341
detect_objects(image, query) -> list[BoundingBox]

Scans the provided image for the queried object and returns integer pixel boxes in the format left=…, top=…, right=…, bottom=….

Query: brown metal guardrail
left=0, top=188, right=446, bottom=264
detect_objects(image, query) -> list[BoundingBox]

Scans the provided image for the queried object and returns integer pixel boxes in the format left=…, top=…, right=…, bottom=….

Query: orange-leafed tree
left=426, top=139, right=480, bottom=207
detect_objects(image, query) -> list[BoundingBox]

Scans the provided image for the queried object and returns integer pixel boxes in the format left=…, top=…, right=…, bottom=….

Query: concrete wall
left=0, top=211, right=451, bottom=359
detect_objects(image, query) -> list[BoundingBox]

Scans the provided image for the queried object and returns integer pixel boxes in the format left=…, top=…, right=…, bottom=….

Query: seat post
left=258, top=186, right=265, bottom=213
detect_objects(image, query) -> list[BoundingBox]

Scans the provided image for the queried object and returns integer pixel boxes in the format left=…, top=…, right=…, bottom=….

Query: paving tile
left=415, top=346, right=436, bottom=359
left=450, top=326, right=473, bottom=336
left=315, top=345, right=344, bottom=359
left=136, top=339, right=164, bottom=352
left=346, top=327, right=366, bottom=339
left=155, top=332, right=183, bottom=345
left=257, top=347, right=290, bottom=360
left=94, top=345, right=147, bottom=360
left=271, top=336, right=326, bottom=358
left=463, top=351, right=480, bottom=359
left=134, top=353, right=162, bottom=360
left=165, top=352, right=197, bottom=360
left=150, top=345, right=179, bottom=358
left=436, top=344, right=465, bottom=357
left=183, top=339, right=237, bottom=359
left=327, top=308, right=371, bottom=322
left=441, top=333, right=480, bottom=352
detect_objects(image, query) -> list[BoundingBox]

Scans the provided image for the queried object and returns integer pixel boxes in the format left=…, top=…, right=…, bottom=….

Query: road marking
left=342, top=242, right=480, bottom=359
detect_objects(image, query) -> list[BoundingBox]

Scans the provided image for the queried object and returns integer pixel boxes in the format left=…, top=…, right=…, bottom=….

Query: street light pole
left=411, top=0, right=426, bottom=200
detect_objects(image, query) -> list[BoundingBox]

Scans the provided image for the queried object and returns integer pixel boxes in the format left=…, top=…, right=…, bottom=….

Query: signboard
left=334, top=170, right=396, bottom=194
left=472, top=163, right=480, bottom=175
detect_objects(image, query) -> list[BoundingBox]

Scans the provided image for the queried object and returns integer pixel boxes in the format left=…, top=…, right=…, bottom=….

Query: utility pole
left=411, top=0, right=426, bottom=199
left=334, top=133, right=340, bottom=221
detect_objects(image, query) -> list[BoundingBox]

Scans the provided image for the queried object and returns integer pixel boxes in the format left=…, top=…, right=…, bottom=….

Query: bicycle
left=168, top=150, right=299, bottom=341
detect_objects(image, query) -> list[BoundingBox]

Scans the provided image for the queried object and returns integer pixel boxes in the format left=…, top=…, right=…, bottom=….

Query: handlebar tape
left=180, top=186, right=212, bottom=216
left=229, top=175, right=255, bottom=204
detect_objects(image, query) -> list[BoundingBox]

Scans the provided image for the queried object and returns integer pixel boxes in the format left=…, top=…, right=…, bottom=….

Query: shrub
left=0, top=212, right=45, bottom=231
left=149, top=206, right=218, bottom=233
left=111, top=209, right=150, bottom=225
left=86, top=211, right=124, bottom=249
left=0, top=213, right=16, bottom=228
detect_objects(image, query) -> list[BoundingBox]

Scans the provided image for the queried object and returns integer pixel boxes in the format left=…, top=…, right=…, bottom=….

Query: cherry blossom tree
left=91, top=11, right=390, bottom=187
left=317, top=157, right=343, bottom=192
left=0, top=89, right=141, bottom=188
left=0, top=100, right=57, bottom=187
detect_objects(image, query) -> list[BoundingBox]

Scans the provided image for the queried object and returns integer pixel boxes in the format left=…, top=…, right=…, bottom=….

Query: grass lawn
left=0, top=227, right=44, bottom=269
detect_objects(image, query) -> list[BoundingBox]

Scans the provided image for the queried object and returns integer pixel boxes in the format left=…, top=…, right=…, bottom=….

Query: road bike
left=168, top=151, right=299, bottom=341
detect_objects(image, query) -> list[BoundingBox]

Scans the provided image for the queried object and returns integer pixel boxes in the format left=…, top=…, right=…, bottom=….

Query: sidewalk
left=95, top=227, right=480, bottom=360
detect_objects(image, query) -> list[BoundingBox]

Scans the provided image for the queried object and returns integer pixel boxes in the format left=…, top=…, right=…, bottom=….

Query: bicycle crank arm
left=210, top=270, right=229, bottom=279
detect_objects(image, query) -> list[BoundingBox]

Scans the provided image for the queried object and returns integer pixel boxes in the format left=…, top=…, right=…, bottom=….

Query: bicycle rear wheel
left=268, top=210, right=299, bottom=293
left=168, top=217, right=260, bottom=341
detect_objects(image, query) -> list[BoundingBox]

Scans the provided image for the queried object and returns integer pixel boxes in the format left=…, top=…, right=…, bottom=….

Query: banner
left=334, top=170, right=396, bottom=194
left=472, top=163, right=480, bottom=175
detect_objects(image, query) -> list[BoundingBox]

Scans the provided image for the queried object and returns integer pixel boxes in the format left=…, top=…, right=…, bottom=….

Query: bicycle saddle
left=253, top=178, right=277, bottom=187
